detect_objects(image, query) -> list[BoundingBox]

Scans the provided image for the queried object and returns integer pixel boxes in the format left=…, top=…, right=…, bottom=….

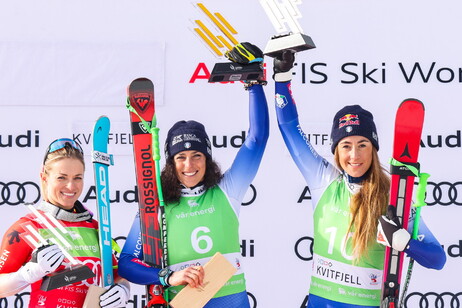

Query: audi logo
left=0, top=291, right=30, bottom=307
left=294, top=236, right=314, bottom=261
left=404, top=291, right=462, bottom=307
left=242, top=184, right=257, bottom=206
left=247, top=291, right=257, bottom=308
left=0, top=181, right=40, bottom=206
left=426, top=181, right=462, bottom=206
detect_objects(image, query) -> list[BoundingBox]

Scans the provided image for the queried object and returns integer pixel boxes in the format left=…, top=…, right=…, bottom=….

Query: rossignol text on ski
left=127, top=78, right=167, bottom=308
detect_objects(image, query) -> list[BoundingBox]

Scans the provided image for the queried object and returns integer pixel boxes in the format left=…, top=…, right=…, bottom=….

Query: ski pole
left=398, top=171, right=430, bottom=308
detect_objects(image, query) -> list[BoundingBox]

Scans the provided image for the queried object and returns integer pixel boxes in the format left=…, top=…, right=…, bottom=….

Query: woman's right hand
left=273, top=50, right=295, bottom=82
left=168, top=266, right=204, bottom=288
left=19, top=244, right=65, bottom=283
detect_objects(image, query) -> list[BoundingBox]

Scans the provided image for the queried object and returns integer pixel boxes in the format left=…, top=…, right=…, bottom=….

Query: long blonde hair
left=40, top=144, right=85, bottom=202
left=335, top=147, right=390, bottom=260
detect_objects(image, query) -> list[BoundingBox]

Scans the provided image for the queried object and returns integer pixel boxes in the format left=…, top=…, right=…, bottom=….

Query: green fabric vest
left=310, top=177, right=385, bottom=306
left=165, top=185, right=246, bottom=299
left=40, top=227, right=101, bottom=258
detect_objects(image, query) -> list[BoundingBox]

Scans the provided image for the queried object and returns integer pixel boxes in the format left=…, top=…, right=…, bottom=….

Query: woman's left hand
left=99, top=283, right=130, bottom=308
left=377, top=206, right=411, bottom=251
left=168, top=266, right=205, bottom=288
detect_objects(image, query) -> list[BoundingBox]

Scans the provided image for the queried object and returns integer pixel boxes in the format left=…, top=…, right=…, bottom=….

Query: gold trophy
left=191, top=3, right=264, bottom=83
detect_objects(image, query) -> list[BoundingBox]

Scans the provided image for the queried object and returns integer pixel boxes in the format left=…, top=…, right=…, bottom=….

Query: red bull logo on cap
left=338, top=113, right=360, bottom=128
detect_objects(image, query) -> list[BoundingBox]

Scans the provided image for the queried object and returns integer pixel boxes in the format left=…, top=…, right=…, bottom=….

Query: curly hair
left=161, top=156, right=223, bottom=204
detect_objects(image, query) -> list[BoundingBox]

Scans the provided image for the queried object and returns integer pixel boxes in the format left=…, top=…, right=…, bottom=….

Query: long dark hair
left=161, top=156, right=223, bottom=204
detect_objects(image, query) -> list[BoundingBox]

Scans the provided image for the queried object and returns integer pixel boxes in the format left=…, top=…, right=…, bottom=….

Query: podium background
left=1, top=1, right=461, bottom=307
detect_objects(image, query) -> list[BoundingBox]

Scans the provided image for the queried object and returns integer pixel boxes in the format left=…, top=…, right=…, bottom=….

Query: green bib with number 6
left=165, top=185, right=246, bottom=299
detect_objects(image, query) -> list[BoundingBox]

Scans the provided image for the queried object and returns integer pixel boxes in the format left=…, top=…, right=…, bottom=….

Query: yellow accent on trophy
left=214, top=12, right=238, bottom=34
left=193, top=28, right=223, bottom=56
left=195, top=20, right=224, bottom=47
left=193, top=3, right=240, bottom=57
left=217, top=36, right=233, bottom=50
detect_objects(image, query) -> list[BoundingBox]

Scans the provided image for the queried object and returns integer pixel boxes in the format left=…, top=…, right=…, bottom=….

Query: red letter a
left=189, top=63, right=211, bottom=83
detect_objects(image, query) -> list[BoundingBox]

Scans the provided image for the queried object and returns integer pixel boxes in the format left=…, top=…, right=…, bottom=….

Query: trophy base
left=264, top=33, right=316, bottom=58
left=208, top=62, right=264, bottom=83
left=40, top=264, right=96, bottom=291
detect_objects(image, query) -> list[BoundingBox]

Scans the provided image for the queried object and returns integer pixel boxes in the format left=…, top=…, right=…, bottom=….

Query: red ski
left=380, top=99, right=425, bottom=307
left=127, top=78, right=167, bottom=308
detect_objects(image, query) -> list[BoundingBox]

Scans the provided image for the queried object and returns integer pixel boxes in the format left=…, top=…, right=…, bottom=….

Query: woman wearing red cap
left=272, top=51, right=446, bottom=307
left=119, top=44, right=269, bottom=307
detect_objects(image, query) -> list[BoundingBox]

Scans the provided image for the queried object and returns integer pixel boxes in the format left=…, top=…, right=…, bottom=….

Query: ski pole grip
left=152, top=127, right=161, bottom=161
left=412, top=172, right=430, bottom=240
left=414, top=173, right=430, bottom=208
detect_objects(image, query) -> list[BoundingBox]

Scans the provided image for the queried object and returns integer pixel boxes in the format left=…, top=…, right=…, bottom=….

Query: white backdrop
left=1, top=1, right=461, bottom=307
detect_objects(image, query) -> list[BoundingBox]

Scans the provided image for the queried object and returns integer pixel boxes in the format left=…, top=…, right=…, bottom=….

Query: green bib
left=310, top=177, right=385, bottom=306
left=39, top=226, right=100, bottom=258
left=165, top=185, right=246, bottom=299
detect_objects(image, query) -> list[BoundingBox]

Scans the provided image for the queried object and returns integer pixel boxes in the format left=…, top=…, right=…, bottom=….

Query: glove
left=18, top=244, right=65, bottom=284
left=377, top=205, right=411, bottom=251
left=273, top=50, right=295, bottom=82
left=100, top=283, right=130, bottom=308
left=225, top=42, right=263, bottom=64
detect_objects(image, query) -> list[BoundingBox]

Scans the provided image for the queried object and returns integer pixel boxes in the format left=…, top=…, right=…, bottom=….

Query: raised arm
left=273, top=51, right=338, bottom=190
left=224, top=82, right=269, bottom=202
left=220, top=43, right=270, bottom=203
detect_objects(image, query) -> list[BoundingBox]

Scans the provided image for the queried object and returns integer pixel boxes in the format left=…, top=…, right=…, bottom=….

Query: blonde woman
left=272, top=51, right=446, bottom=307
left=0, top=138, right=129, bottom=308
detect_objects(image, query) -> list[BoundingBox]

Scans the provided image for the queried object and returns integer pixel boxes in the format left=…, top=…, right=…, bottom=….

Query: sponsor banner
left=0, top=1, right=461, bottom=307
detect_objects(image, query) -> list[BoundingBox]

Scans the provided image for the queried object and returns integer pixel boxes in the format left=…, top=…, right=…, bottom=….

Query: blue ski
left=92, top=115, right=114, bottom=287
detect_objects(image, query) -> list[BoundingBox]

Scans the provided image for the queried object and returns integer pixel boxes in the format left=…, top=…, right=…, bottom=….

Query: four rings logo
left=404, top=291, right=462, bottom=307
left=0, top=291, right=30, bottom=307
left=294, top=236, right=314, bottom=261
left=0, top=181, right=40, bottom=206
left=426, top=181, right=462, bottom=206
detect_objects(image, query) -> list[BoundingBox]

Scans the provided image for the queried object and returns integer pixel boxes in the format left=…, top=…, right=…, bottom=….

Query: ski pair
left=92, top=79, right=166, bottom=307
left=127, top=78, right=168, bottom=308
left=380, top=99, right=429, bottom=308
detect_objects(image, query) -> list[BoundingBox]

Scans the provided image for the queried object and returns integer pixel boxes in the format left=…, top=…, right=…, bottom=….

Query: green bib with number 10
left=310, top=177, right=384, bottom=306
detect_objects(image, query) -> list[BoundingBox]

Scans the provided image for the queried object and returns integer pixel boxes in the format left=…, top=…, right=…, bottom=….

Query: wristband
left=273, top=70, right=293, bottom=82
left=158, top=268, right=173, bottom=287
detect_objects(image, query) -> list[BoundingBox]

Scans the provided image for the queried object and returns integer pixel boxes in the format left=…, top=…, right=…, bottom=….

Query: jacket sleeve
left=118, top=212, right=162, bottom=285
left=0, top=218, right=35, bottom=297
left=274, top=81, right=338, bottom=193
left=405, top=214, right=446, bottom=270
left=222, top=84, right=269, bottom=203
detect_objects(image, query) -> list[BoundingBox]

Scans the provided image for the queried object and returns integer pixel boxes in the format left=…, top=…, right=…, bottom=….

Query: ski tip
left=400, top=98, right=425, bottom=110
left=132, top=77, right=151, bottom=82
left=127, top=77, right=154, bottom=95
left=96, top=115, right=110, bottom=125
left=94, top=116, right=111, bottom=138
